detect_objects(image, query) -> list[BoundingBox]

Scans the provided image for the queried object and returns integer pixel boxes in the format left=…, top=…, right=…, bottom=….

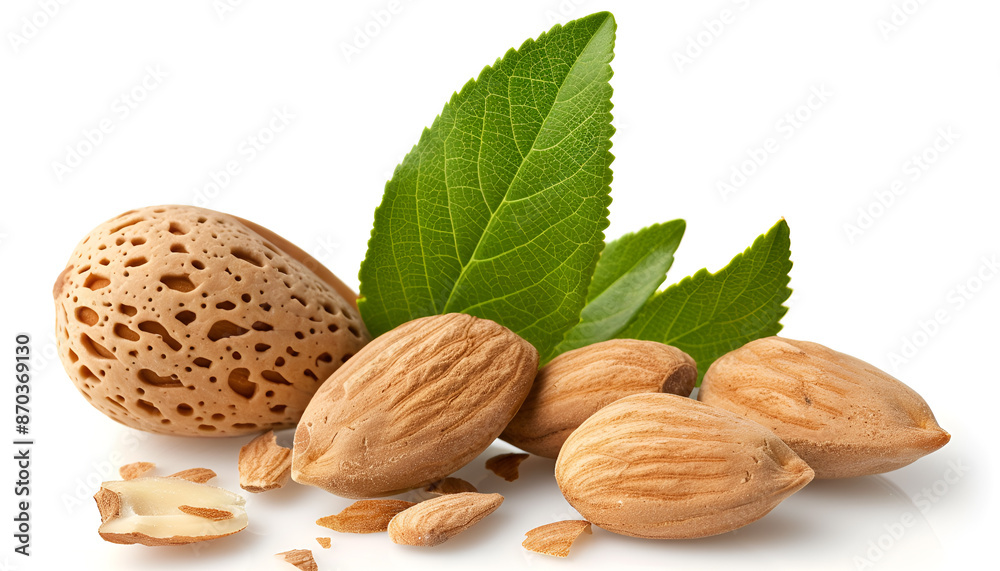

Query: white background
left=2, top=1, right=998, bottom=570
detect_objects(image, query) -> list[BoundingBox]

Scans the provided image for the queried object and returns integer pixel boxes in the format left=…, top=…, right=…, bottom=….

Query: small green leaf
left=554, top=219, right=685, bottom=355
left=358, top=12, right=617, bottom=360
left=618, top=219, right=792, bottom=381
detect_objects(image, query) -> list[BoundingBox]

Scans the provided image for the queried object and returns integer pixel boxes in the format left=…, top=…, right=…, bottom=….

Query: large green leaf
left=358, top=12, right=617, bottom=361
left=618, top=219, right=792, bottom=381
left=554, top=219, right=685, bottom=354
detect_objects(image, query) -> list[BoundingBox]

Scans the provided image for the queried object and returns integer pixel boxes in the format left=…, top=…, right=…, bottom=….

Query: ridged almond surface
left=292, top=313, right=538, bottom=498
left=698, top=337, right=951, bottom=478
left=387, top=492, right=503, bottom=546
left=501, top=339, right=696, bottom=458
left=53, top=205, right=369, bottom=436
left=555, top=393, right=814, bottom=539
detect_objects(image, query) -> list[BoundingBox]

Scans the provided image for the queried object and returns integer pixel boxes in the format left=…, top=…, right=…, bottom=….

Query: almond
left=94, top=477, right=247, bottom=545
left=292, top=313, right=538, bottom=498
left=698, top=336, right=951, bottom=478
left=387, top=492, right=503, bottom=547
left=54, top=205, right=369, bottom=437
left=555, top=393, right=814, bottom=539
left=501, top=339, right=696, bottom=458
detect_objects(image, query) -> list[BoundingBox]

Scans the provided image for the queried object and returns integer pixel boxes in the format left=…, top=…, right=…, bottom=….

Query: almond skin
left=501, top=339, right=696, bottom=458
left=292, top=313, right=538, bottom=498
left=555, top=393, right=814, bottom=539
left=698, top=337, right=950, bottom=479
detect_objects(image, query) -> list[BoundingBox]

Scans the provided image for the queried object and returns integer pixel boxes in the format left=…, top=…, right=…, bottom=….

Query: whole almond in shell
left=292, top=313, right=538, bottom=498
left=53, top=205, right=369, bottom=436
left=501, top=339, right=696, bottom=458
left=555, top=393, right=814, bottom=539
left=698, top=336, right=950, bottom=478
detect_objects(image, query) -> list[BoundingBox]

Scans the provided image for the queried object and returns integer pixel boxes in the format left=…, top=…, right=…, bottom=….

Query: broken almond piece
left=119, top=462, right=155, bottom=480
left=177, top=505, right=234, bottom=521
left=169, top=467, right=217, bottom=484
left=424, top=477, right=478, bottom=495
left=239, top=431, right=292, bottom=493
left=275, top=548, right=317, bottom=571
left=94, top=477, right=247, bottom=545
left=315, top=537, right=331, bottom=549
left=523, top=520, right=592, bottom=558
left=388, top=492, right=503, bottom=547
left=316, top=499, right=415, bottom=534
left=486, top=453, right=529, bottom=482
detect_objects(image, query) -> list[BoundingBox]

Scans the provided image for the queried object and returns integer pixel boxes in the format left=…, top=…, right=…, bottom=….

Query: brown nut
left=555, top=393, right=814, bottom=539
left=698, top=336, right=951, bottom=478
left=53, top=205, right=369, bottom=436
left=292, top=313, right=538, bottom=498
left=502, top=339, right=696, bottom=458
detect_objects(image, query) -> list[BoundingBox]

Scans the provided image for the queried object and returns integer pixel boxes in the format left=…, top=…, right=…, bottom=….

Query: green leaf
left=554, top=219, right=685, bottom=355
left=358, top=12, right=617, bottom=361
left=618, top=219, right=793, bottom=381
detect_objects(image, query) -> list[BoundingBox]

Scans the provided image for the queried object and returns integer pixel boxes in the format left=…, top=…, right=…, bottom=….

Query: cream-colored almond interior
left=100, top=477, right=247, bottom=538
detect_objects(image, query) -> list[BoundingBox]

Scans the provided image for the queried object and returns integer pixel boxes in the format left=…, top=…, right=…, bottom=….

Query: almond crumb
left=168, top=467, right=217, bottom=483
left=239, top=430, right=292, bottom=493
left=177, top=505, right=234, bottom=521
left=424, top=477, right=478, bottom=495
left=316, top=499, right=415, bottom=534
left=486, top=453, right=529, bottom=482
left=315, top=537, right=331, bottom=549
left=522, top=520, right=592, bottom=557
left=119, top=461, right=155, bottom=480
left=275, top=548, right=317, bottom=571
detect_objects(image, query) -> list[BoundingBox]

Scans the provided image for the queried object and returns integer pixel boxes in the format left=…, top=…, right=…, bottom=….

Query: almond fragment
left=316, top=499, right=416, bottom=534
left=239, top=431, right=292, bottom=493
left=424, top=477, right=478, bottom=495
left=698, top=337, right=951, bottom=478
left=119, top=461, right=155, bottom=480
left=486, top=453, right=528, bottom=482
left=275, top=549, right=317, bottom=571
left=94, top=477, right=247, bottom=545
left=169, top=467, right=217, bottom=484
left=522, top=520, right=592, bottom=558
left=315, top=537, right=331, bottom=549
left=388, top=492, right=503, bottom=547
left=177, top=505, right=234, bottom=521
